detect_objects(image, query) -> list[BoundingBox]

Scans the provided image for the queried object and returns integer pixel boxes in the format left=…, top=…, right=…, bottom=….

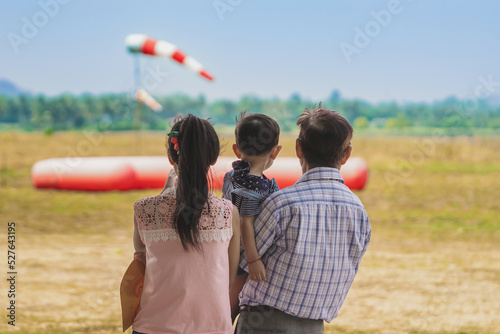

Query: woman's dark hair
left=297, top=104, right=353, bottom=168
left=167, top=114, right=220, bottom=251
left=235, top=112, right=280, bottom=156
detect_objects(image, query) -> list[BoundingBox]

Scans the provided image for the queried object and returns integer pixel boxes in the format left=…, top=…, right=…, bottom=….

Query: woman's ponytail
left=167, top=114, right=220, bottom=251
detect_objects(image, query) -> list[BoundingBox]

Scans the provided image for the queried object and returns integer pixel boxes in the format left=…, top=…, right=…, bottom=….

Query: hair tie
left=168, top=131, right=180, bottom=155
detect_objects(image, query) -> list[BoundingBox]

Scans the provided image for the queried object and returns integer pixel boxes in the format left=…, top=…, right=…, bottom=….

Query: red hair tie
left=168, top=131, right=180, bottom=155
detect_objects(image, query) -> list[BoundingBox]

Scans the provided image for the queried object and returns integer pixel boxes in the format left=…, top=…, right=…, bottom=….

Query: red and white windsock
left=125, top=34, right=214, bottom=81
left=135, top=89, right=163, bottom=112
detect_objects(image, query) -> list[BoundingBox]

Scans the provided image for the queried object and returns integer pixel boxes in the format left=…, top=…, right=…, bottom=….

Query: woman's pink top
left=132, top=188, right=234, bottom=334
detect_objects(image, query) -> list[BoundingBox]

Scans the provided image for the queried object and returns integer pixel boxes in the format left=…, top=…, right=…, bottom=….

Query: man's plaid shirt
left=239, top=167, right=371, bottom=322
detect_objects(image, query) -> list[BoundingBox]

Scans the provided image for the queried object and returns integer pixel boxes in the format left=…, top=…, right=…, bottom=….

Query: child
left=125, top=114, right=241, bottom=334
left=222, top=112, right=281, bottom=321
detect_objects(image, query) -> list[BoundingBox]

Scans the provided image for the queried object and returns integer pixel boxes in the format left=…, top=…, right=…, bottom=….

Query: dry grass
left=1, top=131, right=499, bottom=333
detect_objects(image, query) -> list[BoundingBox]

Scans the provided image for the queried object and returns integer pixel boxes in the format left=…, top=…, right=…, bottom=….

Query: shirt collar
left=295, top=167, right=344, bottom=184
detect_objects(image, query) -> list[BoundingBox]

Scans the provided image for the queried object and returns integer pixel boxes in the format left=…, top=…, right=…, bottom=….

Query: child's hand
left=248, top=260, right=266, bottom=282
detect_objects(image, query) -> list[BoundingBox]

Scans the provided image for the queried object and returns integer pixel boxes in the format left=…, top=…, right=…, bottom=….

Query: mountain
left=0, top=79, right=24, bottom=96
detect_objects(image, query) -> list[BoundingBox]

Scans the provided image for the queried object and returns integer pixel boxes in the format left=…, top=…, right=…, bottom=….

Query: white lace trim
left=141, top=227, right=232, bottom=246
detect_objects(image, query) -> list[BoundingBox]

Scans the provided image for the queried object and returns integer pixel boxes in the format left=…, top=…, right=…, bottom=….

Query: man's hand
left=248, top=260, right=266, bottom=282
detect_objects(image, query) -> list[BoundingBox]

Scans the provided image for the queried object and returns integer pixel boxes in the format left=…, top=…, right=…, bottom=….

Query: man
left=236, top=105, right=372, bottom=333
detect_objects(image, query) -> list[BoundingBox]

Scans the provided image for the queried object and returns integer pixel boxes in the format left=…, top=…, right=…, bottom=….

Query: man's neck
left=301, top=161, right=341, bottom=174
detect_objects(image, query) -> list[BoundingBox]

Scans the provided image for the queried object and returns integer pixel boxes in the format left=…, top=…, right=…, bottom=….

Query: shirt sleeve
left=236, top=195, right=263, bottom=217
left=221, top=171, right=233, bottom=201
left=239, top=198, right=280, bottom=271
left=361, top=215, right=371, bottom=256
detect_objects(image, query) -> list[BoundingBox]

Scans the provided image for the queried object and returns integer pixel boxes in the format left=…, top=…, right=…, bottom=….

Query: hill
left=0, top=79, right=24, bottom=96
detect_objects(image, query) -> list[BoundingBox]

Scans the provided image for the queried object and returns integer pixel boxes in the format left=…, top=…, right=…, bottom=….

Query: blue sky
left=1, top=0, right=499, bottom=103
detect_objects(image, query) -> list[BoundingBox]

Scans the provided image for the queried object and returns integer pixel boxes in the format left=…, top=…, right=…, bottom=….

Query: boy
left=222, top=112, right=281, bottom=320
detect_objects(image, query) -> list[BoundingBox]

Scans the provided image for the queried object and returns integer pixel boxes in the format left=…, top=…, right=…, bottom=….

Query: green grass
left=1, top=132, right=500, bottom=333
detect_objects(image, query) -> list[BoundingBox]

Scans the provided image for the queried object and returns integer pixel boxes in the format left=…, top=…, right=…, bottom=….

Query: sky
left=1, top=0, right=499, bottom=103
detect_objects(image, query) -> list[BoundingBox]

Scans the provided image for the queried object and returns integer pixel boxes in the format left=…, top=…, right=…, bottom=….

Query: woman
left=132, top=114, right=240, bottom=334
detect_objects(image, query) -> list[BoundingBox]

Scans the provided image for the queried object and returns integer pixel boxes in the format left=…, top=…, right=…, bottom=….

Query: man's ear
left=232, top=144, right=242, bottom=159
left=295, top=138, right=303, bottom=159
left=270, top=145, right=282, bottom=160
left=341, top=145, right=352, bottom=166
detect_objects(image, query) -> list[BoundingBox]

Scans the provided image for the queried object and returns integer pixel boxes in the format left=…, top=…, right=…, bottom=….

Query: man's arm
left=361, top=214, right=371, bottom=256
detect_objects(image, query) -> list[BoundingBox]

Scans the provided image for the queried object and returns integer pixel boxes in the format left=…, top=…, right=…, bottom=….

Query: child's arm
left=241, top=215, right=266, bottom=282
left=133, top=215, right=146, bottom=265
left=228, top=205, right=241, bottom=288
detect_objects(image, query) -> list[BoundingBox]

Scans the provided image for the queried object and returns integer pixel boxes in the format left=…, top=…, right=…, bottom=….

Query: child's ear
left=270, top=145, right=282, bottom=160
left=341, top=145, right=352, bottom=166
left=232, top=144, right=242, bottom=159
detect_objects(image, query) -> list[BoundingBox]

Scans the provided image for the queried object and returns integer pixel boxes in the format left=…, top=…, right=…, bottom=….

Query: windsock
left=31, top=157, right=368, bottom=192
left=125, top=34, right=214, bottom=81
left=135, top=89, right=163, bottom=112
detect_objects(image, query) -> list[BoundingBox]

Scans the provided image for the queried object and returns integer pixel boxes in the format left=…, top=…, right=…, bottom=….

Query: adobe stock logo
left=212, top=0, right=243, bottom=21
left=7, top=0, right=72, bottom=54
left=339, top=0, right=411, bottom=63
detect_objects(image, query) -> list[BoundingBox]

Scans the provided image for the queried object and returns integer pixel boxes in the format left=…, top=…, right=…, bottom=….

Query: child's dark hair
left=235, top=112, right=280, bottom=156
left=167, top=114, right=220, bottom=251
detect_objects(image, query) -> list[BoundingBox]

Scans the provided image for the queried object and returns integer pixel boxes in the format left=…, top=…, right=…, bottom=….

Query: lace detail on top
left=134, top=191, right=232, bottom=245
left=141, top=228, right=233, bottom=246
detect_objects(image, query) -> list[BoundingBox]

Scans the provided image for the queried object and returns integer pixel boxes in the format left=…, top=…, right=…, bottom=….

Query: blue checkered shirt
left=239, top=167, right=371, bottom=322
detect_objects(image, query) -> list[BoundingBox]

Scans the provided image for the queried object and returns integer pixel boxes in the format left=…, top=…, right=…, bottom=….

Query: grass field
left=1, top=131, right=499, bottom=334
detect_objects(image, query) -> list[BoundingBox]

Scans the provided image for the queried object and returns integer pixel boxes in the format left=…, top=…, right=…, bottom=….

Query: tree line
left=1, top=90, right=499, bottom=133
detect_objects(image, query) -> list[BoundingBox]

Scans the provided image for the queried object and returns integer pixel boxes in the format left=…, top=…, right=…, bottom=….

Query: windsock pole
left=133, top=55, right=142, bottom=152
